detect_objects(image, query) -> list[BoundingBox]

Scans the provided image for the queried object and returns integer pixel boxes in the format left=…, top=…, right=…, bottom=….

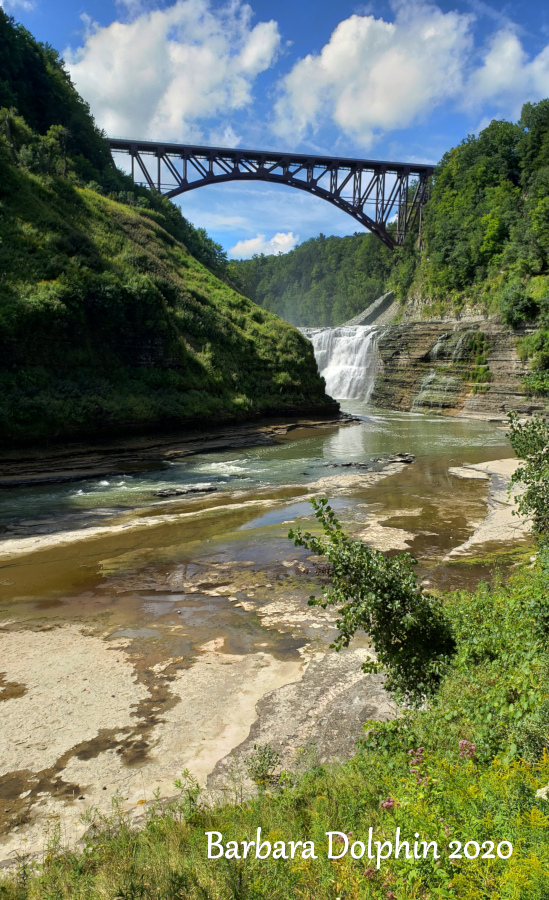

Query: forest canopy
left=229, top=232, right=393, bottom=327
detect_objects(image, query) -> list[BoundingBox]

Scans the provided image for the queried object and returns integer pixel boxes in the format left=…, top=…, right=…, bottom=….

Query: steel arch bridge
left=108, top=138, right=434, bottom=250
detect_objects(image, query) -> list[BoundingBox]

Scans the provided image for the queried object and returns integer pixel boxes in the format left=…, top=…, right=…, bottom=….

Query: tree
left=0, top=106, right=33, bottom=164
left=288, top=499, right=456, bottom=705
left=42, top=124, right=71, bottom=176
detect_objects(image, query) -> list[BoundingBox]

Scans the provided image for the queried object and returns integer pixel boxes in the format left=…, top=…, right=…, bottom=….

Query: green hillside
left=0, top=11, right=334, bottom=443
left=414, top=106, right=549, bottom=320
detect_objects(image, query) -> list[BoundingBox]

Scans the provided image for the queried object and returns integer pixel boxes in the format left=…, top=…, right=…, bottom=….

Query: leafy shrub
left=514, top=698, right=549, bottom=762
left=289, top=498, right=456, bottom=704
left=524, top=371, right=549, bottom=396
left=501, top=280, right=539, bottom=326
left=508, top=412, right=549, bottom=539
left=246, top=744, right=281, bottom=788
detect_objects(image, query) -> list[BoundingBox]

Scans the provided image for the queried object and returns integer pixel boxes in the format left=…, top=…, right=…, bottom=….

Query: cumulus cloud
left=273, top=1, right=474, bottom=147
left=466, top=30, right=549, bottom=118
left=272, top=1, right=549, bottom=148
left=229, top=231, right=299, bottom=259
left=66, top=0, right=280, bottom=141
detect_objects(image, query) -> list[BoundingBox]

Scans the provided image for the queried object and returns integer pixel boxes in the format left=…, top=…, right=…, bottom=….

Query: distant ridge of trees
left=229, top=232, right=393, bottom=327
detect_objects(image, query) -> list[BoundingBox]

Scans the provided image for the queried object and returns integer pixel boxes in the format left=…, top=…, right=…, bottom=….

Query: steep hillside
left=0, top=160, right=334, bottom=442
left=0, top=12, right=335, bottom=443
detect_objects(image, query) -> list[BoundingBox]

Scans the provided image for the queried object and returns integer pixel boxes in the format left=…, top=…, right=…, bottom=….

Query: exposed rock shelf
left=0, top=414, right=356, bottom=489
left=370, top=319, right=540, bottom=418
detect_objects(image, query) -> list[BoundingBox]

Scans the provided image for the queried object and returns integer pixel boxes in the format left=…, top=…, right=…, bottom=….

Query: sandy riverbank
left=444, top=458, right=530, bottom=557
left=0, top=579, right=388, bottom=866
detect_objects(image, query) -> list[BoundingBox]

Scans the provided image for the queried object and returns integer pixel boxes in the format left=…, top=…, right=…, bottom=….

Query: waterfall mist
left=301, top=326, right=380, bottom=401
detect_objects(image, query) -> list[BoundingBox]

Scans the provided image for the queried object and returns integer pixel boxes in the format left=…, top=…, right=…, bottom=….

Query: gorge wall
left=369, top=317, right=541, bottom=418
left=299, top=296, right=546, bottom=417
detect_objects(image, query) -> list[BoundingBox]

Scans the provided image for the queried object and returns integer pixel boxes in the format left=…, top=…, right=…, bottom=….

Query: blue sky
left=3, top=0, right=549, bottom=256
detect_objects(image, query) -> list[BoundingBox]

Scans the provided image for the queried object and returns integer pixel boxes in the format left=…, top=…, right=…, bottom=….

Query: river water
left=0, top=394, right=527, bottom=860
left=0, top=404, right=515, bottom=606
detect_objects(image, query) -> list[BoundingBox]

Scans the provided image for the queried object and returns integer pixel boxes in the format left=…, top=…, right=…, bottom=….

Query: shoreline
left=0, top=413, right=357, bottom=489
left=444, top=458, right=530, bottom=558
left=0, top=404, right=526, bottom=490
left=0, top=461, right=410, bottom=563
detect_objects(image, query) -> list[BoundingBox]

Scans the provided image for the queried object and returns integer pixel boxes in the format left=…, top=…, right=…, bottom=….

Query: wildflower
left=380, top=797, right=395, bottom=810
left=458, top=740, right=476, bottom=760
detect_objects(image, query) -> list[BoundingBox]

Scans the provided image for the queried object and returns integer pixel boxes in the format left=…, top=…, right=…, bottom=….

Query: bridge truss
left=108, top=139, right=434, bottom=250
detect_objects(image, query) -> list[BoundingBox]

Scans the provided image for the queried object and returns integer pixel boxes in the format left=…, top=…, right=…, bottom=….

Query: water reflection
left=0, top=406, right=511, bottom=542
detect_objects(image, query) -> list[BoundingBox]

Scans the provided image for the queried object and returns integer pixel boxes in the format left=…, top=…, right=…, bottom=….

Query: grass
left=2, top=558, right=549, bottom=899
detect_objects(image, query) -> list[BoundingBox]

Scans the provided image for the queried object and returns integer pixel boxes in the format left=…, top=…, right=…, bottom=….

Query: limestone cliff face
left=369, top=318, right=543, bottom=417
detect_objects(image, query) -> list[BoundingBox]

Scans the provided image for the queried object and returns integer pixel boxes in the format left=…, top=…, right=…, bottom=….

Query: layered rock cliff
left=369, top=316, right=542, bottom=417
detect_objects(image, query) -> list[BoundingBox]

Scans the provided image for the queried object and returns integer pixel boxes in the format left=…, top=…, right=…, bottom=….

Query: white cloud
left=466, top=30, right=549, bottom=118
left=65, top=0, right=280, bottom=141
left=229, top=231, right=299, bottom=258
left=207, top=124, right=243, bottom=147
left=273, top=1, right=474, bottom=148
left=272, top=1, right=549, bottom=148
left=0, top=0, right=35, bottom=10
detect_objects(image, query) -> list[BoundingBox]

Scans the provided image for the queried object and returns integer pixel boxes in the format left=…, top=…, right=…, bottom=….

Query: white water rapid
left=301, top=325, right=380, bottom=401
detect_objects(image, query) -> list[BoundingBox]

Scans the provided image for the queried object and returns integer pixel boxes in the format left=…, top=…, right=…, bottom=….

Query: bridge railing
left=108, top=138, right=434, bottom=250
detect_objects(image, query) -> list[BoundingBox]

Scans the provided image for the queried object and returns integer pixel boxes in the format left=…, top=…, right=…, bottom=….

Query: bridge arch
left=108, top=139, right=433, bottom=250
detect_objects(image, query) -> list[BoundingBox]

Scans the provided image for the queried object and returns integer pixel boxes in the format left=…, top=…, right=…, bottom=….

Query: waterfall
left=301, top=325, right=380, bottom=401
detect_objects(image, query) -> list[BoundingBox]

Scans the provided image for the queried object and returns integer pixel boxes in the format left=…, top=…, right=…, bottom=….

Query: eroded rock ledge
left=370, top=319, right=542, bottom=418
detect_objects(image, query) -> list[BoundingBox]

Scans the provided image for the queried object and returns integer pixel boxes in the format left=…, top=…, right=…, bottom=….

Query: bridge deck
left=108, top=138, right=434, bottom=249
left=108, top=138, right=434, bottom=175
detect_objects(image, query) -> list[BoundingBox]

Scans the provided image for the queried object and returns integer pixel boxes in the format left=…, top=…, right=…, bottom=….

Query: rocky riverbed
left=0, top=411, right=531, bottom=867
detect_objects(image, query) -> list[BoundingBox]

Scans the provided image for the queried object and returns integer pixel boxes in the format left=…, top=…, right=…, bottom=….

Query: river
left=0, top=359, right=531, bottom=862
